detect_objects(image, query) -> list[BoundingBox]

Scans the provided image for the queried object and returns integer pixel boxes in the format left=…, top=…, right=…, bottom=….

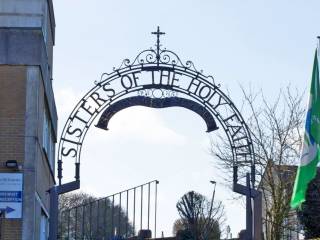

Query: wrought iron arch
left=49, top=27, right=263, bottom=240
left=57, top=27, right=255, bottom=188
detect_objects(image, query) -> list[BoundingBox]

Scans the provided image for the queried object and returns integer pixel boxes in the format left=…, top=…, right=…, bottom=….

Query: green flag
left=291, top=50, right=320, bottom=209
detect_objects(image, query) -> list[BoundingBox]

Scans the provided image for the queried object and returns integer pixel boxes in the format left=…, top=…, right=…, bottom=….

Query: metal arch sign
left=57, top=27, right=255, bottom=187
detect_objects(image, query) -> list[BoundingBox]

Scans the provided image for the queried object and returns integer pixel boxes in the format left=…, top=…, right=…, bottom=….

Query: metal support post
left=234, top=170, right=262, bottom=240
left=49, top=186, right=59, bottom=240
left=246, top=173, right=253, bottom=240
left=253, top=191, right=262, bottom=240
left=49, top=180, right=80, bottom=240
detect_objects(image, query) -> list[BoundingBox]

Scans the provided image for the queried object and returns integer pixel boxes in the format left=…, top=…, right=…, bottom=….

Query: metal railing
left=58, top=180, right=159, bottom=240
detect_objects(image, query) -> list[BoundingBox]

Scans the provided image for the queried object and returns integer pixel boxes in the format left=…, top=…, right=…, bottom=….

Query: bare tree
left=59, top=191, right=96, bottom=212
left=173, top=191, right=225, bottom=240
left=210, top=86, right=305, bottom=240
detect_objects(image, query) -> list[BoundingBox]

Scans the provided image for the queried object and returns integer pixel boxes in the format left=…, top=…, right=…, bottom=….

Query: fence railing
left=58, top=180, right=159, bottom=240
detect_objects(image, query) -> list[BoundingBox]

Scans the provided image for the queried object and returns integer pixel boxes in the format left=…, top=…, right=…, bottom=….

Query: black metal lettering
left=121, top=75, right=137, bottom=89
left=67, top=125, right=83, bottom=138
left=171, top=72, right=181, bottom=87
left=81, top=101, right=97, bottom=115
left=73, top=114, right=88, bottom=124
left=205, top=89, right=216, bottom=103
left=213, top=95, right=228, bottom=110
left=90, top=92, right=107, bottom=107
left=102, top=83, right=115, bottom=97
left=132, top=72, right=140, bottom=86
left=160, top=70, right=171, bottom=85
left=187, top=78, right=201, bottom=94
left=198, top=85, right=212, bottom=100
left=228, top=125, right=242, bottom=139
left=61, top=147, right=77, bottom=157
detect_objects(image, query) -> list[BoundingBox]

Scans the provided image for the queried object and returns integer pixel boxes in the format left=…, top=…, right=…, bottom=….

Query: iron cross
left=152, top=26, right=165, bottom=45
left=152, top=26, right=165, bottom=62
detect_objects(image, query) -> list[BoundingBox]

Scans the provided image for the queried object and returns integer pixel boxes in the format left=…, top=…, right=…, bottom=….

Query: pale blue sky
left=53, top=0, right=320, bottom=237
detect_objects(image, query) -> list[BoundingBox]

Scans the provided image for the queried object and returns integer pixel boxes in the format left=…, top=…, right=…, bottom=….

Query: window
left=43, top=107, right=55, bottom=168
left=42, top=3, right=48, bottom=43
left=42, top=108, right=48, bottom=152
left=39, top=210, right=48, bottom=240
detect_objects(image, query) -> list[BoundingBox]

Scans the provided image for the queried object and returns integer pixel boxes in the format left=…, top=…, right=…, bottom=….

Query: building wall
left=0, top=66, right=26, bottom=168
left=0, top=0, right=57, bottom=239
left=0, top=66, right=26, bottom=239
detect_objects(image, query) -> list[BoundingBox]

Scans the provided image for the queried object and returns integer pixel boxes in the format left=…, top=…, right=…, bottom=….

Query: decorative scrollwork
left=118, top=58, right=131, bottom=69
left=134, top=49, right=157, bottom=64
left=185, top=60, right=203, bottom=73
left=105, top=26, right=216, bottom=86
left=94, top=72, right=110, bottom=85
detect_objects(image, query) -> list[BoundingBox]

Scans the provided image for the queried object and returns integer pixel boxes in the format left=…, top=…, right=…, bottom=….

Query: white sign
left=0, top=173, right=23, bottom=219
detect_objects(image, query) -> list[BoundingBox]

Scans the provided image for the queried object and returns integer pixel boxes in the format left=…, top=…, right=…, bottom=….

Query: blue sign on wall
left=0, top=174, right=23, bottom=219
left=0, top=191, right=22, bottom=202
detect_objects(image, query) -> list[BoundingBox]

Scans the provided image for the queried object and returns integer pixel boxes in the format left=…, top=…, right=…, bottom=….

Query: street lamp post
left=208, top=180, right=217, bottom=219
left=204, top=180, right=217, bottom=240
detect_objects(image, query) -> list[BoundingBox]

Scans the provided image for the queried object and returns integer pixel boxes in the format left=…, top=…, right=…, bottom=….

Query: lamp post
left=204, top=180, right=217, bottom=240
left=208, top=180, right=217, bottom=219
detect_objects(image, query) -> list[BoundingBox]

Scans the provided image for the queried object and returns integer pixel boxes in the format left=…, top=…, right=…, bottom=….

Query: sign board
left=0, top=173, right=23, bottom=218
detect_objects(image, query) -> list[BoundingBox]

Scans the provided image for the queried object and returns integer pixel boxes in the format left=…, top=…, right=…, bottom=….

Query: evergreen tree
left=297, top=169, right=320, bottom=239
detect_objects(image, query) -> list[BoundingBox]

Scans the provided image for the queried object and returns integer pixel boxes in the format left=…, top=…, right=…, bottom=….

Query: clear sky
left=53, top=0, right=320, bottom=237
